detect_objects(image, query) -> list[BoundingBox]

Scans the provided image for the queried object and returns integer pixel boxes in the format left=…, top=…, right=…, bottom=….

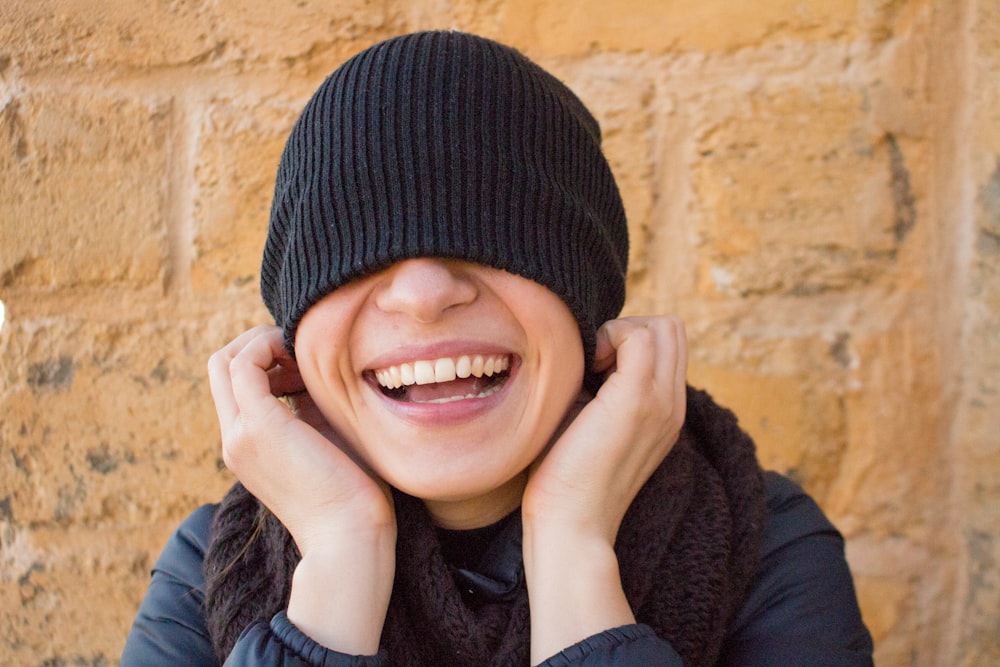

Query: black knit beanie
left=261, top=30, right=628, bottom=382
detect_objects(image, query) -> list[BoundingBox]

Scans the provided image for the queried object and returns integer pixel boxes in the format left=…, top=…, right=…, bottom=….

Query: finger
left=596, top=317, right=688, bottom=440
left=641, top=316, right=686, bottom=395
left=593, top=318, right=646, bottom=376
left=592, top=316, right=656, bottom=374
left=228, top=328, right=295, bottom=415
left=648, top=316, right=683, bottom=390
left=621, top=316, right=686, bottom=386
left=266, top=349, right=307, bottom=397
left=671, top=317, right=689, bottom=422
left=596, top=318, right=659, bottom=389
left=207, top=325, right=279, bottom=432
left=592, top=322, right=618, bottom=374
left=652, top=316, right=688, bottom=428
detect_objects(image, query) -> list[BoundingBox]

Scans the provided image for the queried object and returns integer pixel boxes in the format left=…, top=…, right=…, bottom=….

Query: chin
left=384, top=463, right=516, bottom=500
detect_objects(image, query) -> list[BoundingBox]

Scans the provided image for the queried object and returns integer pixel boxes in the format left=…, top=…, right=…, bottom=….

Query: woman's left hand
left=522, top=314, right=687, bottom=542
left=520, top=315, right=687, bottom=662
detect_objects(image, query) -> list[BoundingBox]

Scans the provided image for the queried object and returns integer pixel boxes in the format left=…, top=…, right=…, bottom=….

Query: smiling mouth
left=369, top=354, right=513, bottom=404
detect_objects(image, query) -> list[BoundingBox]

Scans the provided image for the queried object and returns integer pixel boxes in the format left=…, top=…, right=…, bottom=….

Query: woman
left=122, top=30, right=873, bottom=666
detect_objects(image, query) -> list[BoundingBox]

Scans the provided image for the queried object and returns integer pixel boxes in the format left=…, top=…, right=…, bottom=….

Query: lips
left=369, top=353, right=513, bottom=404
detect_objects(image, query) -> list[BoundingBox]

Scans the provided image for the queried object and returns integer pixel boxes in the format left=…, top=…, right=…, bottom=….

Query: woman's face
left=294, top=258, right=585, bottom=528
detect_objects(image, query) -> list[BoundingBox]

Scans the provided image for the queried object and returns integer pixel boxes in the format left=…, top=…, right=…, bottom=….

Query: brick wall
left=1, top=1, right=996, bottom=664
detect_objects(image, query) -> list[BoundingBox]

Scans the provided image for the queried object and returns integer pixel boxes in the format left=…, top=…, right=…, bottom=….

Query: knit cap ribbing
left=261, top=31, right=628, bottom=373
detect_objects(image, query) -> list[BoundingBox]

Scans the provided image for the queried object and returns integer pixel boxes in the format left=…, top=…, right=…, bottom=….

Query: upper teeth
left=373, top=354, right=511, bottom=389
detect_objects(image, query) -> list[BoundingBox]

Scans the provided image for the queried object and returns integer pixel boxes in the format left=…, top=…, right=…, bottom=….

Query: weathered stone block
left=854, top=575, right=910, bottom=643
left=0, top=0, right=402, bottom=72
left=191, top=99, right=300, bottom=293
left=0, top=89, right=169, bottom=289
left=691, top=85, right=911, bottom=298
left=823, top=312, right=948, bottom=538
left=1, top=523, right=168, bottom=663
left=561, top=59, right=658, bottom=292
left=403, top=0, right=507, bottom=38
left=497, top=0, right=858, bottom=55
left=858, top=0, right=934, bottom=42
left=687, top=328, right=850, bottom=499
left=0, top=315, right=232, bottom=527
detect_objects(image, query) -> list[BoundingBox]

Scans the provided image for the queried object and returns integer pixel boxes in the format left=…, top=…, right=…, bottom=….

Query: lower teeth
left=413, top=382, right=504, bottom=404
left=376, top=370, right=510, bottom=403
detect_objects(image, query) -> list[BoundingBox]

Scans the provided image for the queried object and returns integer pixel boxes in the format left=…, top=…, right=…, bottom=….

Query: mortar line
left=935, top=0, right=978, bottom=663
left=163, top=90, right=198, bottom=303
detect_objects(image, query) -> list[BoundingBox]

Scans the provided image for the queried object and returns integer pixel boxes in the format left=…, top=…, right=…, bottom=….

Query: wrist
left=522, top=523, right=624, bottom=602
left=293, top=506, right=396, bottom=556
left=522, top=523, right=635, bottom=663
left=287, top=529, right=396, bottom=655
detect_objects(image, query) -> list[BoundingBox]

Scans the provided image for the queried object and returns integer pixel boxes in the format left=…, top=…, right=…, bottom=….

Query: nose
left=373, top=258, right=478, bottom=323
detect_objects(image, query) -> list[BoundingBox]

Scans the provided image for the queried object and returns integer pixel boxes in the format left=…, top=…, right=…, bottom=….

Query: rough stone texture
left=191, top=98, right=300, bottom=293
left=1, top=1, right=997, bottom=665
left=955, top=0, right=1000, bottom=664
left=693, top=85, right=901, bottom=298
left=0, top=0, right=406, bottom=73
left=496, top=0, right=861, bottom=54
left=0, top=88, right=170, bottom=290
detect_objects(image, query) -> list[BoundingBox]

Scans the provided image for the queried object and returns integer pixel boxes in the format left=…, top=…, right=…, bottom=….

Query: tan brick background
left=1, top=1, right=997, bottom=664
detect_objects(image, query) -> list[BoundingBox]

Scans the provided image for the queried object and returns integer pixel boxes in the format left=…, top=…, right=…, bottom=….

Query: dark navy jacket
left=121, top=473, right=874, bottom=665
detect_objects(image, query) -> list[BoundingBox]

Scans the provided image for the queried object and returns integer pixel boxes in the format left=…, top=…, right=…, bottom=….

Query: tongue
left=405, top=376, right=493, bottom=403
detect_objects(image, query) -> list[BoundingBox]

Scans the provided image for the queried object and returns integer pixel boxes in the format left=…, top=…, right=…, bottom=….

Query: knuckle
left=228, top=348, right=256, bottom=377
left=207, top=348, right=229, bottom=372
left=221, top=429, right=254, bottom=472
left=667, top=315, right=686, bottom=337
left=220, top=436, right=241, bottom=471
left=220, top=443, right=236, bottom=471
left=629, top=324, right=656, bottom=348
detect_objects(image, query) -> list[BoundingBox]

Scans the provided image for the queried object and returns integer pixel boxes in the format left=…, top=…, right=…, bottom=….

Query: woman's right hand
left=207, top=325, right=395, bottom=654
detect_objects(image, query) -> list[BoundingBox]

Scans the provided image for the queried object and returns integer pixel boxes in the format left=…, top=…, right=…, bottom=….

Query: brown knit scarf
left=204, top=387, right=765, bottom=666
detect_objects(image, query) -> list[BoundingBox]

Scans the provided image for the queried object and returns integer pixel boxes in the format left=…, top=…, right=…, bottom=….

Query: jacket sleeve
left=538, top=473, right=874, bottom=667
left=719, top=472, right=875, bottom=666
left=120, top=505, right=218, bottom=665
left=224, top=612, right=388, bottom=667
left=536, top=624, right=683, bottom=667
left=120, top=505, right=386, bottom=667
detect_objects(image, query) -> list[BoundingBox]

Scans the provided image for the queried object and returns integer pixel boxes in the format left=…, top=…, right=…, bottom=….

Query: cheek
left=516, top=300, right=584, bottom=381
left=513, top=298, right=586, bottom=437
left=294, top=303, right=371, bottom=444
left=294, top=338, right=351, bottom=411
left=296, top=287, right=373, bottom=382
